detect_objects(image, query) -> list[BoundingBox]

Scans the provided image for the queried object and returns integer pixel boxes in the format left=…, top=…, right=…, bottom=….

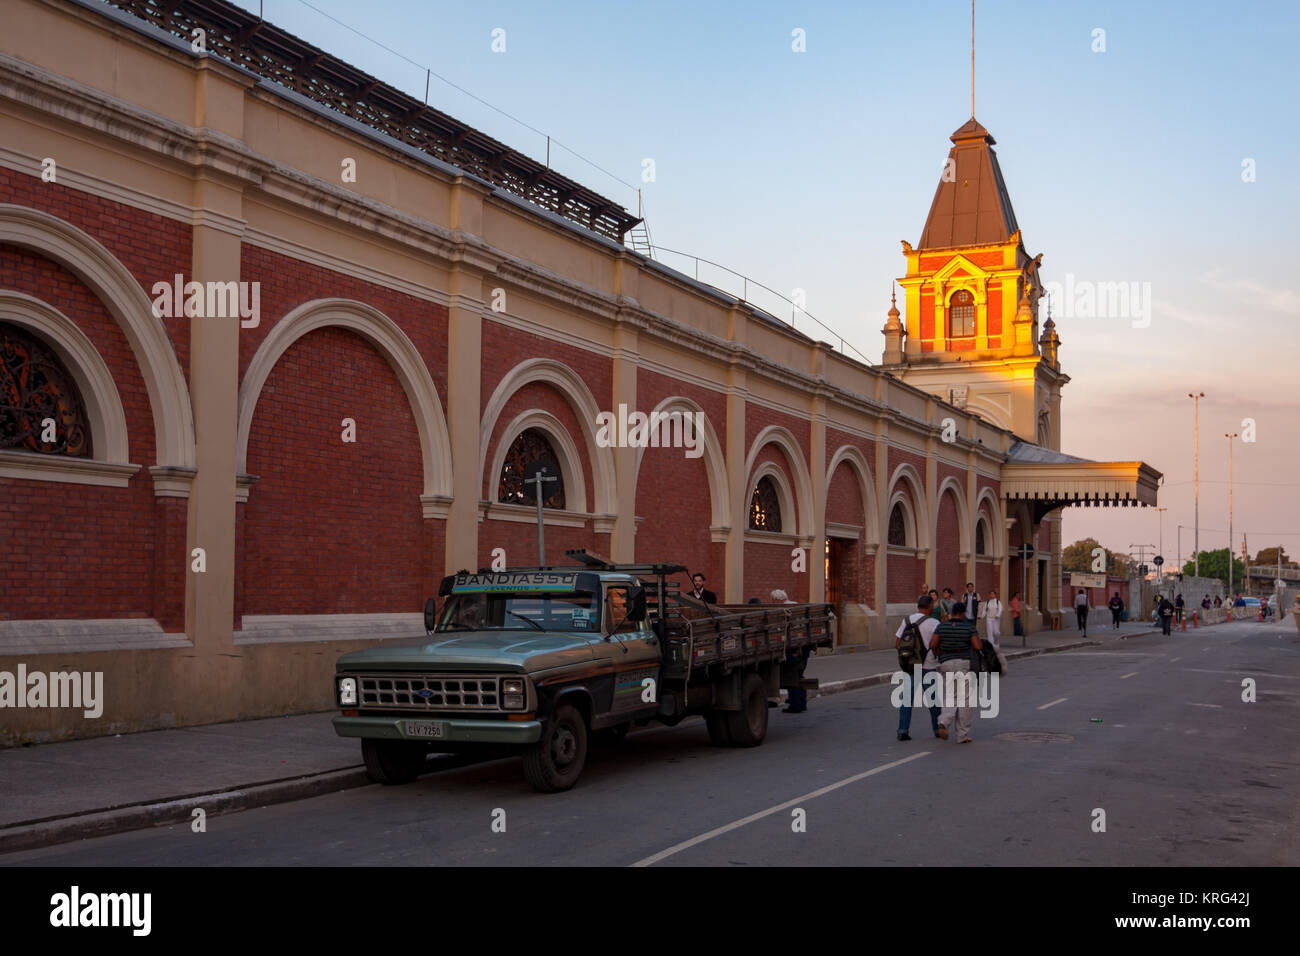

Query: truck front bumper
left=332, top=714, right=542, bottom=745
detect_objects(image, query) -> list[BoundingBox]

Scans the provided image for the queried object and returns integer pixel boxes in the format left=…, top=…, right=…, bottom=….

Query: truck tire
left=361, top=739, right=428, bottom=785
left=524, top=703, right=588, bottom=792
left=704, top=711, right=732, bottom=747
left=725, top=673, right=769, bottom=747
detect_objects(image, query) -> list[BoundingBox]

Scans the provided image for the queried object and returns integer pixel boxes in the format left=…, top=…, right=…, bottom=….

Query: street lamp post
left=1154, top=507, right=1167, bottom=586
left=1189, top=392, right=1203, bottom=577
left=1226, top=431, right=1238, bottom=603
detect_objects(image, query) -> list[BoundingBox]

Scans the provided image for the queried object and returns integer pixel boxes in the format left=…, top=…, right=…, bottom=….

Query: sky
left=227, top=0, right=1300, bottom=568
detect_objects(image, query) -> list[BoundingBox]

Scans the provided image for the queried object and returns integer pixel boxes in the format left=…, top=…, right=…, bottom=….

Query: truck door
left=603, top=582, right=661, bottom=717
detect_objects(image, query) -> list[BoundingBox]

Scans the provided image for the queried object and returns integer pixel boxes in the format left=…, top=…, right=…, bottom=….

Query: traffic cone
left=1258, top=607, right=1263, bottom=622
left=1192, top=611, right=1198, bottom=628
left=1181, top=612, right=1187, bottom=631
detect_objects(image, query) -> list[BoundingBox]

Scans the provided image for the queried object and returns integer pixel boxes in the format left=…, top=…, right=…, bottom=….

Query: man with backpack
left=1157, top=594, right=1175, bottom=636
left=1108, top=591, right=1124, bottom=630
left=895, top=593, right=942, bottom=742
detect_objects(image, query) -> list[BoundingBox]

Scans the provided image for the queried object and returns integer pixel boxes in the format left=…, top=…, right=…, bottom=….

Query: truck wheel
left=361, top=739, right=428, bottom=785
left=725, top=673, right=769, bottom=747
left=524, top=703, right=588, bottom=792
left=704, top=711, right=733, bottom=747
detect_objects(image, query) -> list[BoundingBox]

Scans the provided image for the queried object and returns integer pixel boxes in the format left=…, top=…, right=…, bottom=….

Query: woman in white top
left=979, top=589, right=1008, bottom=673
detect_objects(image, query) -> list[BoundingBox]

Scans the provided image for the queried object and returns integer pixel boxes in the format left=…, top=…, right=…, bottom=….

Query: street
left=5, top=619, right=1297, bottom=867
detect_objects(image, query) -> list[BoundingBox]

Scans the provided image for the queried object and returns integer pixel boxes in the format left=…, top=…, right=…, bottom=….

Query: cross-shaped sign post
left=524, top=469, right=559, bottom=566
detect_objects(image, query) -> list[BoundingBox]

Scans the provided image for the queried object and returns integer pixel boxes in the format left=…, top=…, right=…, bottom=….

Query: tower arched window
left=749, top=476, right=782, bottom=532
left=888, top=502, right=908, bottom=547
left=0, top=321, right=92, bottom=457
left=948, top=289, right=975, bottom=338
left=498, top=428, right=565, bottom=509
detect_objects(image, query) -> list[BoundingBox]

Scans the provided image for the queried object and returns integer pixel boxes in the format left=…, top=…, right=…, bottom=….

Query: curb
left=0, top=766, right=369, bottom=856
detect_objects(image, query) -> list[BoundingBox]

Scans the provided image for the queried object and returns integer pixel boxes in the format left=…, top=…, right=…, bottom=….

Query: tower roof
left=917, top=118, right=1020, bottom=250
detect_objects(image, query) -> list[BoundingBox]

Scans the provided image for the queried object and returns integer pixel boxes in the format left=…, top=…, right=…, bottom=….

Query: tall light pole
left=1154, top=507, right=1168, bottom=586
left=1189, top=392, right=1203, bottom=577
left=1226, top=431, right=1238, bottom=601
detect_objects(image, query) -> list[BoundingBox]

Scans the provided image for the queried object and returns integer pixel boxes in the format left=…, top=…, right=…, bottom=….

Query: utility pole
left=1226, top=431, right=1237, bottom=601
left=1189, top=392, right=1203, bottom=576
left=525, top=469, right=559, bottom=566
left=1154, top=507, right=1167, bottom=586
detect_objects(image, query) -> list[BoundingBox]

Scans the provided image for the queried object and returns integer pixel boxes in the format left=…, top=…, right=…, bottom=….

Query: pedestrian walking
left=1011, top=591, right=1023, bottom=637
left=895, top=594, right=942, bottom=741
left=1108, top=591, right=1124, bottom=630
left=962, top=583, right=979, bottom=622
left=927, top=589, right=942, bottom=622
left=979, top=589, right=1008, bottom=673
left=1074, top=589, right=1089, bottom=635
left=931, top=604, right=983, bottom=744
left=939, top=587, right=956, bottom=621
left=1157, top=594, right=1175, bottom=636
left=1175, top=593, right=1185, bottom=625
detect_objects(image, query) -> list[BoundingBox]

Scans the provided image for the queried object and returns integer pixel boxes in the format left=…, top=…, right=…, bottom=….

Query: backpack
left=897, top=617, right=927, bottom=671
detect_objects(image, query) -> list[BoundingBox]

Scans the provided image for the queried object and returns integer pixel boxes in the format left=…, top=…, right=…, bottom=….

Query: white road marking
left=1183, top=668, right=1300, bottom=681
left=1188, top=702, right=1222, bottom=708
left=1037, top=697, right=1068, bottom=710
left=629, top=751, right=931, bottom=867
left=1120, top=672, right=1138, bottom=679
left=1170, top=657, right=1181, bottom=662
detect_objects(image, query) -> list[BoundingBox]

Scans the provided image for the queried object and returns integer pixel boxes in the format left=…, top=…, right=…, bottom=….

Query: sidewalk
left=0, top=618, right=1163, bottom=854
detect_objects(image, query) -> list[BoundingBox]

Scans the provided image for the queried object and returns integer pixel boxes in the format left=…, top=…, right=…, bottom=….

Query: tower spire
left=971, top=0, right=975, bottom=118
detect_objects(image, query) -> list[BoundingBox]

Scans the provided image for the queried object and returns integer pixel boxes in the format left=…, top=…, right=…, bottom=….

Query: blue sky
left=232, top=0, right=1300, bottom=567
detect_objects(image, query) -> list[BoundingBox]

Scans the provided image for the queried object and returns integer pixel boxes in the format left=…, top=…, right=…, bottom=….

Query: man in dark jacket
left=1157, top=595, right=1175, bottom=635
left=687, top=573, right=717, bottom=604
left=1108, top=592, right=1124, bottom=629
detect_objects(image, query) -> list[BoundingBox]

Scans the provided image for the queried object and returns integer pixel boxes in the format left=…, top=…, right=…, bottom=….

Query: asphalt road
left=6, top=619, right=1298, bottom=866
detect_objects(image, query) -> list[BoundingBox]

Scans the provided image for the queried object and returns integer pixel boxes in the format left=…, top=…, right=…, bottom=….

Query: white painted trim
left=825, top=443, right=879, bottom=545
left=479, top=500, right=590, bottom=528
left=234, top=613, right=425, bottom=645
left=632, top=395, right=730, bottom=531
left=486, top=409, right=589, bottom=519
left=236, top=298, right=453, bottom=500
left=0, top=204, right=196, bottom=470
left=886, top=462, right=928, bottom=548
left=744, top=425, right=814, bottom=537
left=0, top=617, right=190, bottom=656
left=748, top=460, right=798, bottom=538
left=0, top=290, right=130, bottom=462
left=0, top=449, right=138, bottom=486
left=479, top=357, right=617, bottom=517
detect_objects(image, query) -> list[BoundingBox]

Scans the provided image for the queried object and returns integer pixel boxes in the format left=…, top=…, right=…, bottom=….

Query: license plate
left=404, top=721, right=445, bottom=739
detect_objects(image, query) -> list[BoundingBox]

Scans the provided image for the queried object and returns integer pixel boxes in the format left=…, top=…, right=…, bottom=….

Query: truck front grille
left=358, top=675, right=500, bottom=711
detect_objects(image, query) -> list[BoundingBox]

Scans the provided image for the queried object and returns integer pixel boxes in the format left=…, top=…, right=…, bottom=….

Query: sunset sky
left=231, top=0, right=1300, bottom=567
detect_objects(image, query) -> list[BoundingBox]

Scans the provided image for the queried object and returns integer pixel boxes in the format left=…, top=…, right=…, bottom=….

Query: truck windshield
left=436, top=592, right=599, bottom=633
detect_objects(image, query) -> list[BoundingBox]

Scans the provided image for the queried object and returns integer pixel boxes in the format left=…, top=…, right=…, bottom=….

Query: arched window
left=948, top=289, right=975, bottom=338
left=0, top=321, right=91, bottom=457
left=749, top=476, right=782, bottom=532
left=888, top=502, right=908, bottom=547
left=498, top=428, right=565, bottom=509
left=975, top=519, right=987, bottom=556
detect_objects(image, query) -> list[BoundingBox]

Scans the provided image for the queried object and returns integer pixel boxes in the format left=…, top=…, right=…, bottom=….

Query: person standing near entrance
left=979, top=589, right=1007, bottom=673
left=1011, top=591, right=1023, bottom=637
left=1074, top=589, right=1089, bottom=635
left=1108, top=591, right=1124, bottom=630
left=963, top=583, right=979, bottom=623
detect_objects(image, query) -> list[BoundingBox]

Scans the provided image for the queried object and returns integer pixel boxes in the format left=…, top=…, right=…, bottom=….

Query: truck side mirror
left=628, top=587, right=647, bottom=622
left=423, top=597, right=438, bottom=632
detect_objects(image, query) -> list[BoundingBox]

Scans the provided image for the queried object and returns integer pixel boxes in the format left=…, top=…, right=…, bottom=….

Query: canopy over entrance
left=1002, top=442, right=1161, bottom=522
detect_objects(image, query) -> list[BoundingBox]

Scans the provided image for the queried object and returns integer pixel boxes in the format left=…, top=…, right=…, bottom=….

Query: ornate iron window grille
left=749, top=476, right=782, bottom=532
left=498, top=428, right=565, bottom=509
left=0, top=322, right=92, bottom=457
left=975, top=520, right=987, bottom=556
left=887, top=503, right=908, bottom=547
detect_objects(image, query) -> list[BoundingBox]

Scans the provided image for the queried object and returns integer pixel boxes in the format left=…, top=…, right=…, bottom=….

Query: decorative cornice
left=149, top=464, right=197, bottom=498
left=0, top=449, right=139, bottom=487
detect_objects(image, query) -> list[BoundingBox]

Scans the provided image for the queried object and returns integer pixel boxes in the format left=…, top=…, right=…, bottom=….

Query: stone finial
left=882, top=286, right=904, bottom=365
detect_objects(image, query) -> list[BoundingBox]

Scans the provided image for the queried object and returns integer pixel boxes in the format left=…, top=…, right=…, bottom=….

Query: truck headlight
left=338, top=677, right=357, bottom=707
left=502, top=678, right=525, bottom=709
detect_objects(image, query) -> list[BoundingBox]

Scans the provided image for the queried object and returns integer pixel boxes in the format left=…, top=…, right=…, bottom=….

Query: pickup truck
left=331, top=551, right=834, bottom=792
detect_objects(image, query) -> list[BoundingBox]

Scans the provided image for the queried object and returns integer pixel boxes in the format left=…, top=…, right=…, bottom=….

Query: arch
left=488, top=410, right=587, bottom=517
left=743, top=425, right=813, bottom=538
left=748, top=460, right=795, bottom=535
left=0, top=291, right=129, bottom=464
left=825, top=443, right=879, bottom=545
left=933, top=475, right=972, bottom=556
left=886, top=461, right=929, bottom=549
left=886, top=493, right=917, bottom=549
left=633, top=395, right=730, bottom=531
left=0, top=203, right=195, bottom=469
left=975, top=485, right=1004, bottom=558
left=480, top=357, right=616, bottom=517
left=237, top=298, right=452, bottom=500
left=964, top=395, right=1012, bottom=431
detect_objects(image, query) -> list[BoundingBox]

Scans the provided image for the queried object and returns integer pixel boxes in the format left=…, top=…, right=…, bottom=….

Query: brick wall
left=934, top=490, right=962, bottom=590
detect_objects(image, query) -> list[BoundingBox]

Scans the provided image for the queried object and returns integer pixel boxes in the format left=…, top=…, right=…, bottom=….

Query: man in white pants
left=979, top=589, right=1007, bottom=673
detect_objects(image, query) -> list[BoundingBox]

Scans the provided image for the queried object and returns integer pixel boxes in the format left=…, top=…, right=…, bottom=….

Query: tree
left=1253, top=546, right=1291, bottom=568
left=1182, top=548, right=1244, bottom=593
left=1062, top=538, right=1130, bottom=576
